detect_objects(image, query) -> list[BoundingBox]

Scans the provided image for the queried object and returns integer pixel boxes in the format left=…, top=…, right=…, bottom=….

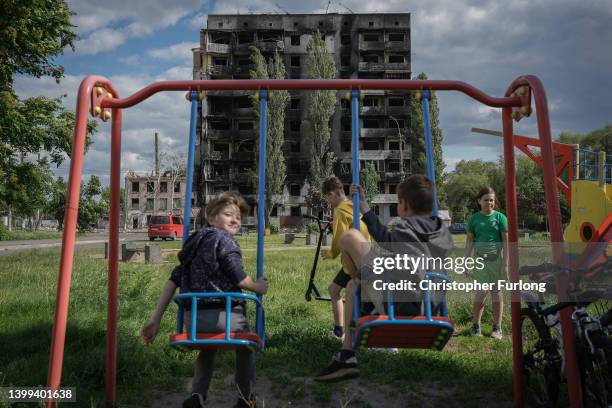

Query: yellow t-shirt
left=329, top=200, right=372, bottom=262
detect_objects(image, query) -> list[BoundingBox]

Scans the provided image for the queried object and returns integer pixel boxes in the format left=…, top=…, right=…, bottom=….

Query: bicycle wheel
left=521, top=307, right=563, bottom=407
left=580, top=304, right=612, bottom=407
left=579, top=345, right=610, bottom=408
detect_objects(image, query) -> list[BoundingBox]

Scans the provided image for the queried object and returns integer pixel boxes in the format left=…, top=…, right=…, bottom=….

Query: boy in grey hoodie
left=314, top=175, right=453, bottom=382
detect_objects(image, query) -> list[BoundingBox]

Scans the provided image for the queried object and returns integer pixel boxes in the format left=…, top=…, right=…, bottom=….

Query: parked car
left=148, top=214, right=183, bottom=241
left=449, top=223, right=467, bottom=234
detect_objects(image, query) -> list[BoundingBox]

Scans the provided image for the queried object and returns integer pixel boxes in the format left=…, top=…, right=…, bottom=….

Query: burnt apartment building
left=124, top=171, right=196, bottom=230
left=193, top=13, right=411, bottom=226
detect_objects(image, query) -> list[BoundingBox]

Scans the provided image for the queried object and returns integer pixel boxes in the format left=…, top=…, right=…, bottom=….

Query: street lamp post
left=389, top=115, right=405, bottom=179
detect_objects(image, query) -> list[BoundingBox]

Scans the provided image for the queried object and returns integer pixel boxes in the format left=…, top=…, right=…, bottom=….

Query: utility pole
left=154, top=132, right=159, bottom=177
left=389, top=115, right=404, bottom=179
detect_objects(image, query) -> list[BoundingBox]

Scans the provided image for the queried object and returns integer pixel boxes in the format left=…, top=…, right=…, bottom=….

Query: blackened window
left=341, top=34, right=351, bottom=45
left=341, top=54, right=350, bottom=67
left=290, top=56, right=300, bottom=67
left=289, top=184, right=301, bottom=196
left=388, top=98, right=404, bottom=106
left=290, top=206, right=301, bottom=216
left=388, top=33, right=404, bottom=42
left=290, top=98, right=300, bottom=109
left=131, top=181, right=139, bottom=192
left=388, top=55, right=405, bottom=63
left=390, top=203, right=398, bottom=217
left=291, top=35, right=300, bottom=46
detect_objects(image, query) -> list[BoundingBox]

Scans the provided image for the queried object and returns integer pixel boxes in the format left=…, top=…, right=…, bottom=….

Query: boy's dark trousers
left=186, top=306, right=255, bottom=399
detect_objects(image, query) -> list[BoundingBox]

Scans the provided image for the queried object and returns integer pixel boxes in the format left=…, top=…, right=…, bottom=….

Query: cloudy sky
left=14, top=0, right=612, bottom=185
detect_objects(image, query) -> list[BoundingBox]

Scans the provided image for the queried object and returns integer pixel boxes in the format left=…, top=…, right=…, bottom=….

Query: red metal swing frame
left=45, top=75, right=583, bottom=407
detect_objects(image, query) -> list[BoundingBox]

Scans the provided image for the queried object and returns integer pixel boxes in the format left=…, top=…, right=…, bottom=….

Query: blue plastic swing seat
left=352, top=272, right=455, bottom=351
left=169, top=292, right=264, bottom=352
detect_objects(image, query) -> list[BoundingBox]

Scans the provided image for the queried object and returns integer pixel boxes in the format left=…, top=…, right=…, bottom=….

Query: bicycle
left=519, top=258, right=612, bottom=407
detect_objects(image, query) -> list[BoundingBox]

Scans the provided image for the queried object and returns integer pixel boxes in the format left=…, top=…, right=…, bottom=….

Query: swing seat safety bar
left=169, top=292, right=265, bottom=352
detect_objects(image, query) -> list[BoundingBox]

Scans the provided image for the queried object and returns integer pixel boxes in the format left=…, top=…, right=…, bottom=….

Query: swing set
left=45, top=75, right=586, bottom=407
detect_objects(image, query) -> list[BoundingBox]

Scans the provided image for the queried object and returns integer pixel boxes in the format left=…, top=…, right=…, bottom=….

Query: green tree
left=409, top=73, right=445, bottom=205
left=77, top=175, right=106, bottom=231
left=0, top=1, right=97, bottom=227
left=361, top=162, right=381, bottom=209
left=46, top=176, right=67, bottom=230
left=444, top=159, right=504, bottom=222
left=250, top=48, right=290, bottom=229
left=0, top=157, right=53, bottom=224
left=558, top=125, right=612, bottom=152
left=305, top=32, right=337, bottom=192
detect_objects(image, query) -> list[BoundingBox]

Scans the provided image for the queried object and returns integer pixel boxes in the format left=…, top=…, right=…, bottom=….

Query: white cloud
left=147, top=42, right=199, bottom=63
left=118, top=55, right=140, bottom=65
left=188, top=13, right=208, bottom=29
left=67, top=0, right=206, bottom=54
left=74, top=27, right=128, bottom=55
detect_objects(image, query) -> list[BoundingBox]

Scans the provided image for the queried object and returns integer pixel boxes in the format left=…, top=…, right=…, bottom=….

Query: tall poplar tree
left=250, top=48, right=290, bottom=229
left=305, top=32, right=337, bottom=192
left=409, top=72, right=446, bottom=206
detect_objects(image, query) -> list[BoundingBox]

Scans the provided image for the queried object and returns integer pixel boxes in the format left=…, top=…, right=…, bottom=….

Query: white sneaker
left=328, top=330, right=345, bottom=341
left=372, top=347, right=399, bottom=353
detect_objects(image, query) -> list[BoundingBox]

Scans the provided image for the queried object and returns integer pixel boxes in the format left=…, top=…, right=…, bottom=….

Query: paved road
left=0, top=232, right=151, bottom=256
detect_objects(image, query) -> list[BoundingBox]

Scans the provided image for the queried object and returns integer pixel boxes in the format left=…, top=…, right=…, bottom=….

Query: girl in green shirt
left=464, top=187, right=508, bottom=339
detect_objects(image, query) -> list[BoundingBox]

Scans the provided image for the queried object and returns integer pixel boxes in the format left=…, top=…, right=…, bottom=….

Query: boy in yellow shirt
left=321, top=176, right=371, bottom=340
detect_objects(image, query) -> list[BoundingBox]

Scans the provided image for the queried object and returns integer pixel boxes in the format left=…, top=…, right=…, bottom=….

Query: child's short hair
left=322, top=176, right=344, bottom=195
left=206, top=192, right=249, bottom=218
left=397, top=175, right=434, bottom=214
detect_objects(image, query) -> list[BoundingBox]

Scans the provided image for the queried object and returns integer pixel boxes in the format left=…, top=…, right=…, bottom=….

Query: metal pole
left=502, top=107, right=523, bottom=408
left=421, top=91, right=438, bottom=216
left=105, top=107, right=122, bottom=405
left=389, top=115, right=404, bottom=179
left=182, top=91, right=199, bottom=244
left=351, top=90, right=360, bottom=229
left=256, top=90, right=268, bottom=342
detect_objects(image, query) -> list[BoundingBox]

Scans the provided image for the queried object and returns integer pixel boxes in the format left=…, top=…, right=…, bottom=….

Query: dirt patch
left=148, top=374, right=513, bottom=407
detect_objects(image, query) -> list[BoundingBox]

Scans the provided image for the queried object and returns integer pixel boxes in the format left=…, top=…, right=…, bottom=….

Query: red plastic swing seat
left=169, top=332, right=262, bottom=352
left=355, top=315, right=454, bottom=350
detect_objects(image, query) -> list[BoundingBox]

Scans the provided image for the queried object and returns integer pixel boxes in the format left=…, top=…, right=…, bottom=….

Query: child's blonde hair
left=206, top=192, right=249, bottom=219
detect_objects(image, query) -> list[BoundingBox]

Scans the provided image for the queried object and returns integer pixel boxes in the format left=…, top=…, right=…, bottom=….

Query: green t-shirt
left=467, top=211, right=508, bottom=255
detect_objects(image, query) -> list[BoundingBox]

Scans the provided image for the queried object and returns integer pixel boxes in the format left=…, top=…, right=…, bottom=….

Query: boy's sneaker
left=491, top=325, right=503, bottom=340
left=233, top=397, right=257, bottom=408
left=314, top=351, right=359, bottom=382
left=471, top=323, right=482, bottom=337
left=372, top=347, right=399, bottom=353
left=183, top=393, right=205, bottom=408
left=328, top=328, right=345, bottom=341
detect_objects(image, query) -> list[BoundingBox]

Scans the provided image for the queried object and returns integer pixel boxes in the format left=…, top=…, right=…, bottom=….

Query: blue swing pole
left=421, top=91, right=439, bottom=217
left=256, top=90, right=268, bottom=343
left=182, top=91, right=199, bottom=245
left=351, top=89, right=361, bottom=229
left=351, top=89, right=362, bottom=328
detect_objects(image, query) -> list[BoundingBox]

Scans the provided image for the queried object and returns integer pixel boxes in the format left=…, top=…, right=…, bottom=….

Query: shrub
left=305, top=222, right=319, bottom=235
left=0, top=223, right=8, bottom=241
left=269, top=222, right=280, bottom=234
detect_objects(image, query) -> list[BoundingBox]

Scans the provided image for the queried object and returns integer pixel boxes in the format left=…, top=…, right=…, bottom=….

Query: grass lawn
left=0, top=237, right=555, bottom=407
left=0, top=230, right=64, bottom=241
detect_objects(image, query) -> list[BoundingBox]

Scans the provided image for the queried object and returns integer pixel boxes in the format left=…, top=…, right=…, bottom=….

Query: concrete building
left=124, top=171, right=197, bottom=230
left=193, top=13, right=411, bottom=226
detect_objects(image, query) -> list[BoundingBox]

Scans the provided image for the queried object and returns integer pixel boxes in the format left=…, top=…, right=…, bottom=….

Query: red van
left=148, top=214, right=183, bottom=241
